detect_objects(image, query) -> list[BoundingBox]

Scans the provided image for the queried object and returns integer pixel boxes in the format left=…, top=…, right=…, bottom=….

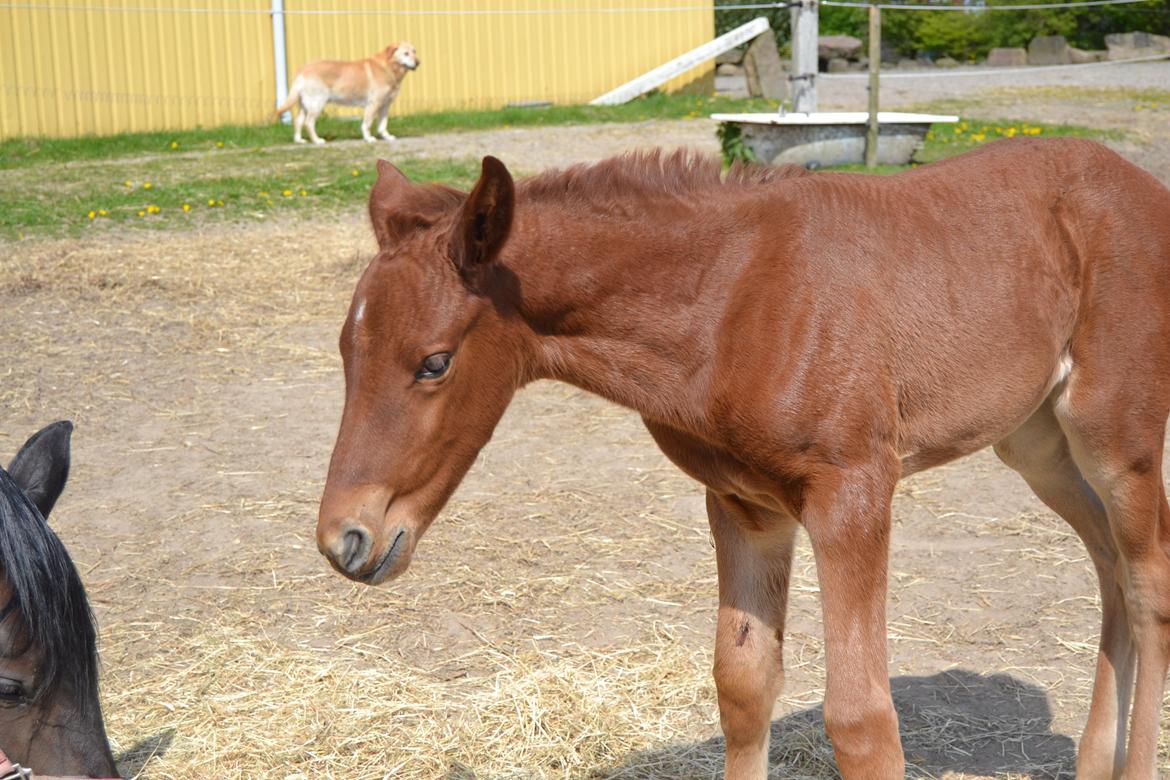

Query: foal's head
left=318, top=157, right=521, bottom=584
left=0, top=422, right=118, bottom=776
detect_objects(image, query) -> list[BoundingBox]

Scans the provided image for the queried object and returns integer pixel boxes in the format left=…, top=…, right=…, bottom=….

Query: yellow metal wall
left=284, top=0, right=715, bottom=114
left=1, top=1, right=715, bottom=139
left=1, top=0, right=275, bottom=138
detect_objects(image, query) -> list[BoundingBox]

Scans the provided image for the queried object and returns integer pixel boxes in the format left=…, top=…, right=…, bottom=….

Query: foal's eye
left=415, top=352, right=452, bottom=380
left=0, top=679, right=27, bottom=704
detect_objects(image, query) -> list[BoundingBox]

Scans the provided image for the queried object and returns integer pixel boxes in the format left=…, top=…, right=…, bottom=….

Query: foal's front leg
left=707, top=491, right=797, bottom=780
left=803, top=459, right=904, bottom=779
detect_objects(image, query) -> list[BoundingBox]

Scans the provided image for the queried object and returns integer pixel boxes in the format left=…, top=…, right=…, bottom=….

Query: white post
left=272, top=0, right=290, bottom=122
left=790, top=0, right=818, bottom=113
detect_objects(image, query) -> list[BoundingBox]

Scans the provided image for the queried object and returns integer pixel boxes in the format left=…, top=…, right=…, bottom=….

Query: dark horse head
left=0, top=422, right=119, bottom=777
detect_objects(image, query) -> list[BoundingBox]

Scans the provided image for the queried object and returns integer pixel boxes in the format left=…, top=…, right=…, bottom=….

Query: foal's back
left=725, top=137, right=1170, bottom=473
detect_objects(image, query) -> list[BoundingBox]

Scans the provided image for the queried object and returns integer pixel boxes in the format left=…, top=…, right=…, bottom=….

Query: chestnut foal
left=318, top=138, right=1170, bottom=779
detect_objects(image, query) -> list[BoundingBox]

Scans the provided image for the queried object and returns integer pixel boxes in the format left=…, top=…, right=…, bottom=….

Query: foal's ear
left=369, top=160, right=413, bottom=247
left=8, top=420, right=72, bottom=520
left=450, top=155, right=514, bottom=271
left=369, top=161, right=467, bottom=250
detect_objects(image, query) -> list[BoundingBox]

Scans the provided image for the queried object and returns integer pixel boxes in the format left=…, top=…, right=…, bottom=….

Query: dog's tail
left=273, top=79, right=300, bottom=118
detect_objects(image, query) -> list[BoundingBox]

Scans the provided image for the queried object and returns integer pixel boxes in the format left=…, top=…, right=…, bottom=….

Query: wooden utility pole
left=790, top=0, right=818, bottom=112
left=865, top=4, right=881, bottom=167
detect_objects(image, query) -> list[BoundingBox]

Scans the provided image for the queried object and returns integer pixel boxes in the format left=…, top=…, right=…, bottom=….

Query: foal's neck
left=507, top=199, right=738, bottom=427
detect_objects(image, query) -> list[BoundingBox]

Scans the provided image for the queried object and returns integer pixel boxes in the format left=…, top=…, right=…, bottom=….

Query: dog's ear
left=384, top=43, right=398, bottom=59
left=369, top=160, right=466, bottom=250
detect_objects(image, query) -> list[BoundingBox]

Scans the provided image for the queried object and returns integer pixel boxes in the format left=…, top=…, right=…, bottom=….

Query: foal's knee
left=713, top=635, right=781, bottom=748
left=715, top=663, right=774, bottom=740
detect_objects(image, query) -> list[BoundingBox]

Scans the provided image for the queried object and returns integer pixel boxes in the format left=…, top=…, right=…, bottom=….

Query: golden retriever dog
left=276, top=43, right=420, bottom=144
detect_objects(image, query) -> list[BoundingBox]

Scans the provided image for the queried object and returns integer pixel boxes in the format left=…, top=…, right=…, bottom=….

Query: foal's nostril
left=335, top=526, right=372, bottom=575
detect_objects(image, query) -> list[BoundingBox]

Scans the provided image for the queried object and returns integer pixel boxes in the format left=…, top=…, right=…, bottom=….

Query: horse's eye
left=416, top=352, right=452, bottom=380
left=0, top=679, right=27, bottom=704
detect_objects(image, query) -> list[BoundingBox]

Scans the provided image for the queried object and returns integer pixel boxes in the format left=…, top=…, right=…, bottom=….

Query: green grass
left=0, top=93, right=778, bottom=171
left=0, top=102, right=1123, bottom=239
left=824, top=117, right=1119, bottom=174
left=0, top=155, right=480, bottom=239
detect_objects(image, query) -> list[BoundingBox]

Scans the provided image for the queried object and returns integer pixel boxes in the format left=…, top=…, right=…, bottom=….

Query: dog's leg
left=293, top=107, right=306, bottom=144
left=361, top=100, right=380, bottom=143
left=306, top=107, right=325, bottom=145
left=377, top=102, right=395, bottom=142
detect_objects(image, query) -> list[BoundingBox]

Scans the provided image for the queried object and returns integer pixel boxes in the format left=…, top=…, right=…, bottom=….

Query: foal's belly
left=895, top=348, right=1067, bottom=476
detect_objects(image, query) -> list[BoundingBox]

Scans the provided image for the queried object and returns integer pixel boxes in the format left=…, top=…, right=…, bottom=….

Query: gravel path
left=820, top=58, right=1170, bottom=109
left=374, top=59, right=1170, bottom=184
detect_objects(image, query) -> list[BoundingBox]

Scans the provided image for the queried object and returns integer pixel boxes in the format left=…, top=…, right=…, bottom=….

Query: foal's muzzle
left=317, top=487, right=413, bottom=585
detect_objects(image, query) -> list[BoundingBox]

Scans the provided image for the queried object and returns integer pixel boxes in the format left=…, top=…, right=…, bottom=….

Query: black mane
left=0, top=468, right=98, bottom=700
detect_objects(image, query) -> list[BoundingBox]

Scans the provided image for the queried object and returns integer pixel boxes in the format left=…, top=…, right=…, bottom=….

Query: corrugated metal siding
left=1, top=1, right=715, bottom=138
left=1, top=0, right=275, bottom=138
left=283, top=0, right=714, bottom=114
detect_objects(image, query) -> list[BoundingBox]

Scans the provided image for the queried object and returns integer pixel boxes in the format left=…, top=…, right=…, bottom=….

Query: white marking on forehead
left=353, top=298, right=367, bottom=323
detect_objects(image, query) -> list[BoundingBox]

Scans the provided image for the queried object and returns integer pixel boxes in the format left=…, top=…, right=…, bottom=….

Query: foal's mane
left=518, top=148, right=811, bottom=210
left=0, top=470, right=98, bottom=699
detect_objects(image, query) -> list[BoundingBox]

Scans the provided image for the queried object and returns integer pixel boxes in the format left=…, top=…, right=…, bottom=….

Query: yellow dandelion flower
left=208, top=199, right=216, bottom=206
left=1006, top=127, right=1017, bottom=137
left=299, top=189, right=307, bottom=197
left=137, top=210, right=146, bottom=217
left=182, top=203, right=191, bottom=213
left=216, top=141, right=225, bottom=148
left=282, top=189, right=293, bottom=197
left=143, top=182, right=153, bottom=190
left=259, top=191, right=269, bottom=197
left=972, top=134, right=985, bottom=142
left=98, top=209, right=108, bottom=216
left=170, top=141, right=179, bottom=149
left=216, top=199, right=224, bottom=207
left=123, top=180, right=133, bottom=188
left=87, top=210, right=96, bottom=220
left=351, top=169, right=360, bottom=177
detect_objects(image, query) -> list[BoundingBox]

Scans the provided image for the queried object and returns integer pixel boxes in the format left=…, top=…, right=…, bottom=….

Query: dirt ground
left=2, top=62, right=1169, bottom=779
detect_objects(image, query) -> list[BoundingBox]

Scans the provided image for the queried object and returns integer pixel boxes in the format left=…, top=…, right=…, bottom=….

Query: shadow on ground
left=116, top=728, right=174, bottom=778
left=595, top=669, right=1076, bottom=779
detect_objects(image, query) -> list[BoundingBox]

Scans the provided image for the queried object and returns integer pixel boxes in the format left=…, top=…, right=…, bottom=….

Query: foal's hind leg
left=994, top=399, right=1134, bottom=779
left=1054, top=366, right=1170, bottom=779
left=707, top=491, right=798, bottom=780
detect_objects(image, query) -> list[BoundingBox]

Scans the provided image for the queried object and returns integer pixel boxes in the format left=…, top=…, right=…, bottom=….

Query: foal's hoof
left=380, top=134, right=397, bottom=142
left=294, top=137, right=307, bottom=144
left=312, top=138, right=326, bottom=146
